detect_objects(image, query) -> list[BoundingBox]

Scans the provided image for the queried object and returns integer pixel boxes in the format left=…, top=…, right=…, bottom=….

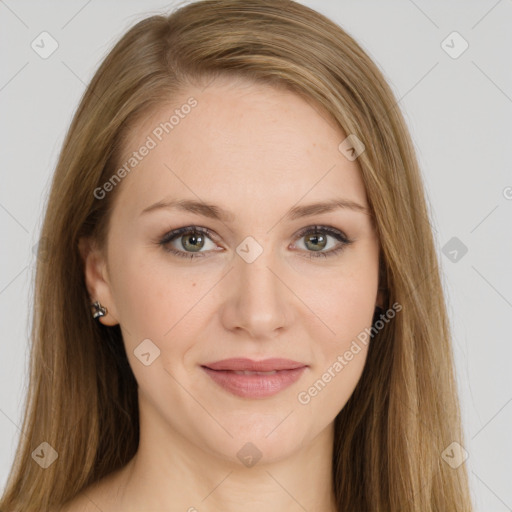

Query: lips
left=202, top=358, right=306, bottom=372
left=201, top=358, right=308, bottom=399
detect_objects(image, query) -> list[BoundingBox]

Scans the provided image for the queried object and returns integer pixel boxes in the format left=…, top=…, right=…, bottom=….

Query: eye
left=158, top=224, right=353, bottom=260
left=292, top=225, right=353, bottom=259
left=159, top=226, right=218, bottom=259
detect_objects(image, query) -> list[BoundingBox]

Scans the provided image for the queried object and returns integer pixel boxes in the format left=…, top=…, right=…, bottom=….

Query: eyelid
left=159, top=225, right=219, bottom=244
left=158, top=224, right=350, bottom=243
left=292, top=224, right=351, bottom=244
left=290, top=225, right=353, bottom=259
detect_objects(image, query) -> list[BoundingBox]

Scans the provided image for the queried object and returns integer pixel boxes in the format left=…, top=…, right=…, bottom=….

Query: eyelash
left=158, top=225, right=353, bottom=260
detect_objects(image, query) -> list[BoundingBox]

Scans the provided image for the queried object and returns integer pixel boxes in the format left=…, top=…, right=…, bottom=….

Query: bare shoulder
left=57, top=489, right=99, bottom=512
left=57, top=467, right=128, bottom=512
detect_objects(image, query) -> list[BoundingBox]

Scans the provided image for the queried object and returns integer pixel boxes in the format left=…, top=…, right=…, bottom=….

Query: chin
left=201, top=415, right=309, bottom=466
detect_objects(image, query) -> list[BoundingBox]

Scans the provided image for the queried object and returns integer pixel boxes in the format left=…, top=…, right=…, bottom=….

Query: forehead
left=113, top=79, right=369, bottom=221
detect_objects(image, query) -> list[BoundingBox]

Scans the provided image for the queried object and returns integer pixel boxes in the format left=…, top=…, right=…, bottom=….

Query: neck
left=114, top=403, right=338, bottom=512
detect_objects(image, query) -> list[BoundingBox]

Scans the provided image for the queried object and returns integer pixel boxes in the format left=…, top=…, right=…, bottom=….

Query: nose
left=220, top=241, right=292, bottom=339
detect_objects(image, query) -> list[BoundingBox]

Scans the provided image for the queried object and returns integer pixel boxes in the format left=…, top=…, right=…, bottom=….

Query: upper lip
left=202, top=358, right=307, bottom=372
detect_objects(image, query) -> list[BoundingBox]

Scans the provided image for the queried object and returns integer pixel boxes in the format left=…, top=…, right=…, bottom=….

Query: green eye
left=159, top=226, right=215, bottom=259
left=293, top=225, right=353, bottom=259
left=158, top=225, right=353, bottom=260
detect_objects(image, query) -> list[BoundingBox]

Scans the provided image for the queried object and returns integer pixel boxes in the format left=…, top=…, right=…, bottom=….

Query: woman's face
left=84, top=77, right=381, bottom=465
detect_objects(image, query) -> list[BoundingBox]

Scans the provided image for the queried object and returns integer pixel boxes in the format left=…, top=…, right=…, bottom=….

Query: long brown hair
left=0, top=1, right=473, bottom=510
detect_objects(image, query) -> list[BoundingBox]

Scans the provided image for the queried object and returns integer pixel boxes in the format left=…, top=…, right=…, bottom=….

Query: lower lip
left=201, top=366, right=307, bottom=399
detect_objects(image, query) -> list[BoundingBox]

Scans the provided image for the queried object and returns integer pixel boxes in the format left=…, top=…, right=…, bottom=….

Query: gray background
left=1, top=1, right=511, bottom=510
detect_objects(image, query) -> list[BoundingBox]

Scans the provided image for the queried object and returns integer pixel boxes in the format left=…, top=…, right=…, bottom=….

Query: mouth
left=201, top=358, right=308, bottom=399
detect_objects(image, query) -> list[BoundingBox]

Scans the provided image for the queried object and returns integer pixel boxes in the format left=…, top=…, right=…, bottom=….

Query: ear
left=78, top=236, right=120, bottom=326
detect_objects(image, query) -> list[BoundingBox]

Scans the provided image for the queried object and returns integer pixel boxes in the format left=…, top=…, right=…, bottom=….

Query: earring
left=91, top=301, right=108, bottom=319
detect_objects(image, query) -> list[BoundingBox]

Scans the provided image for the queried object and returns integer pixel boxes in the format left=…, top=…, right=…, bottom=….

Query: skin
left=68, top=76, right=382, bottom=512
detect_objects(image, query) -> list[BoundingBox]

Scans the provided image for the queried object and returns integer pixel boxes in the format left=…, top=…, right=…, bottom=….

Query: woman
left=0, top=0, right=473, bottom=510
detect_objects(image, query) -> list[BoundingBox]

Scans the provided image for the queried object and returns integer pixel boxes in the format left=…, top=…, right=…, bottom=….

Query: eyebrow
left=140, top=197, right=370, bottom=221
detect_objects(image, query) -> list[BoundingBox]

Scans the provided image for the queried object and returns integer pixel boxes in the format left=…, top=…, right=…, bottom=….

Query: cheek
left=109, top=254, right=207, bottom=395
left=307, top=278, right=374, bottom=389
left=297, top=343, right=368, bottom=424
left=296, top=280, right=375, bottom=420
left=296, top=248, right=378, bottom=412
left=303, top=248, right=379, bottom=346
left=328, top=274, right=377, bottom=341
left=108, top=247, right=201, bottom=347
